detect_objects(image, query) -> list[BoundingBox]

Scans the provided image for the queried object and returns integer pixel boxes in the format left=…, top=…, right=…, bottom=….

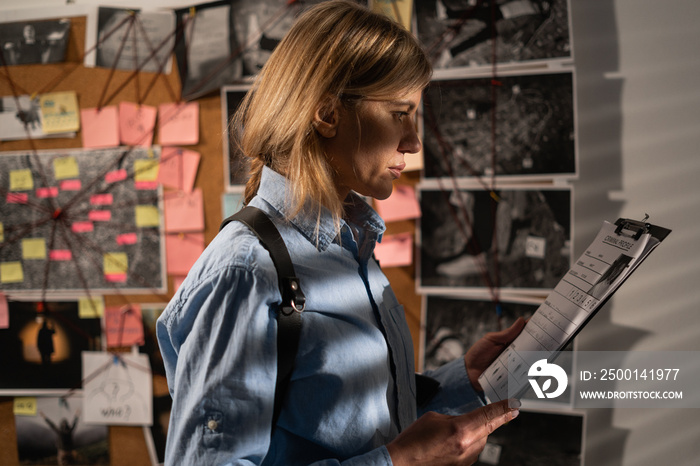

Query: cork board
left=0, top=13, right=421, bottom=466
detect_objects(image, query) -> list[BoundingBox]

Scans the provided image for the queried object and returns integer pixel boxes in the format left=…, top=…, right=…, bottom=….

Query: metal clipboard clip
left=614, top=214, right=650, bottom=240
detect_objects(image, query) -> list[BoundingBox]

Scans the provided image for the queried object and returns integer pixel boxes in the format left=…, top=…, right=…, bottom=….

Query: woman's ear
left=313, top=97, right=340, bottom=138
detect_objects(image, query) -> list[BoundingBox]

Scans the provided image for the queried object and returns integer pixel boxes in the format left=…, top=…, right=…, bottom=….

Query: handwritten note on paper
left=157, top=147, right=200, bottom=193
left=39, top=91, right=80, bottom=134
left=103, top=252, right=128, bottom=283
left=81, top=106, right=120, bottom=149
left=82, top=351, right=152, bottom=425
left=163, top=188, right=204, bottom=233
left=158, top=102, right=199, bottom=146
left=10, top=169, right=33, bottom=191
left=374, top=184, right=421, bottom=222
left=374, top=232, right=414, bottom=268
left=21, top=238, right=47, bottom=260
left=79, top=296, right=105, bottom=318
left=1, top=262, right=24, bottom=284
left=135, top=205, right=161, bottom=228
left=119, top=102, right=157, bottom=147
left=104, top=304, right=145, bottom=348
left=53, top=156, right=80, bottom=180
left=165, top=232, right=205, bottom=275
left=13, top=397, right=37, bottom=416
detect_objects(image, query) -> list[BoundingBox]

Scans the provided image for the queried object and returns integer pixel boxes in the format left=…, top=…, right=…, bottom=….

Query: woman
left=157, top=1, right=523, bottom=464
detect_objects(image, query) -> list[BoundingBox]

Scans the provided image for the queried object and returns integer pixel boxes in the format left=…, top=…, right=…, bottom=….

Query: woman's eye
left=396, top=112, right=409, bottom=122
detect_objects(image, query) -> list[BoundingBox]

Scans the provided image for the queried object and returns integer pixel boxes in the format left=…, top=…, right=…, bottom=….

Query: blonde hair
left=233, top=0, right=432, bottom=229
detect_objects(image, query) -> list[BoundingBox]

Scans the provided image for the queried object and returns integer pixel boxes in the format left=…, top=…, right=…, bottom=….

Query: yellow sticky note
left=22, top=238, right=47, bottom=260
left=104, top=252, right=128, bottom=275
left=370, top=0, right=413, bottom=30
left=134, top=159, right=160, bottom=182
left=0, top=222, right=4, bottom=243
left=39, top=91, right=80, bottom=133
left=1, top=262, right=24, bottom=283
left=10, top=169, right=34, bottom=191
left=53, top=156, right=80, bottom=180
left=13, top=397, right=37, bottom=416
left=79, top=296, right=105, bottom=318
left=135, top=205, right=160, bottom=227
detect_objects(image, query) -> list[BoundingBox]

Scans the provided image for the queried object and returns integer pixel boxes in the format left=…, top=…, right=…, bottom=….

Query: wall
left=571, top=0, right=700, bottom=465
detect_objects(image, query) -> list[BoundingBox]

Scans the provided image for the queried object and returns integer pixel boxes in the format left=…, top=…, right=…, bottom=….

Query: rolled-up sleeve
left=157, top=263, right=280, bottom=465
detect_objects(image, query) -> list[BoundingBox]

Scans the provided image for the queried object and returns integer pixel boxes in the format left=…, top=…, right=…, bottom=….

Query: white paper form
left=479, top=220, right=667, bottom=402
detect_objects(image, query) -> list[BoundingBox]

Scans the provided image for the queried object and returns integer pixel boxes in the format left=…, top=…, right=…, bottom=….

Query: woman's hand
left=464, top=317, right=527, bottom=391
left=386, top=398, right=520, bottom=466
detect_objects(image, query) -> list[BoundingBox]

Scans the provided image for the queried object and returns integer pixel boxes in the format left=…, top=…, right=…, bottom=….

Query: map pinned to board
left=0, top=146, right=166, bottom=296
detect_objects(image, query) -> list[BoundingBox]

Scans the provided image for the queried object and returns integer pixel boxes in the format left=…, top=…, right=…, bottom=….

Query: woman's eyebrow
left=388, top=100, right=417, bottom=110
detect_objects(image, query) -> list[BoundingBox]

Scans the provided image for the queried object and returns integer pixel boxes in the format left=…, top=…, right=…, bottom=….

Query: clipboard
left=478, top=215, right=672, bottom=402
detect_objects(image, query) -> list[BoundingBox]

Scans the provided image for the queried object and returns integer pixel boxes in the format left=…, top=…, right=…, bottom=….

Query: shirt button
left=207, top=419, right=218, bottom=431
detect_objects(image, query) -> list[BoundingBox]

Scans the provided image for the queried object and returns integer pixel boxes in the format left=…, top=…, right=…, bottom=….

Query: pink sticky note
left=163, top=188, right=204, bottom=233
left=166, top=232, right=205, bottom=275
left=60, top=179, right=82, bottom=191
left=374, top=232, right=413, bottom=268
left=7, top=193, right=28, bottom=204
left=374, top=184, right=421, bottom=223
left=119, top=102, right=157, bottom=147
left=71, top=221, right=94, bottom=233
left=0, top=292, right=8, bottom=329
left=157, top=147, right=200, bottom=193
left=172, top=275, right=186, bottom=292
left=158, top=102, right=199, bottom=146
left=105, top=169, right=127, bottom=184
left=116, top=232, right=138, bottom=245
left=36, top=187, right=59, bottom=198
left=80, top=106, right=120, bottom=149
left=105, top=304, right=145, bottom=347
left=90, top=193, right=113, bottom=205
left=88, top=210, right=112, bottom=222
left=49, top=249, right=73, bottom=261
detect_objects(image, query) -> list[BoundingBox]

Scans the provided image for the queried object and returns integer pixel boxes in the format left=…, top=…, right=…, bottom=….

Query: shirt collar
left=256, top=166, right=385, bottom=251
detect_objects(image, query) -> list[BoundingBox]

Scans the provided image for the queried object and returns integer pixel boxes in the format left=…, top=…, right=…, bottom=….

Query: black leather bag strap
left=220, top=206, right=305, bottom=429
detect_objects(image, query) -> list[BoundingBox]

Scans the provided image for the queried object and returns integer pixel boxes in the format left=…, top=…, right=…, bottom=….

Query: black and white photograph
left=422, top=70, right=576, bottom=180
left=0, top=300, right=102, bottom=394
left=476, top=409, right=584, bottom=465
left=15, top=395, right=110, bottom=465
left=0, top=147, right=166, bottom=296
left=174, top=0, right=327, bottom=100
left=418, top=185, right=571, bottom=293
left=221, top=84, right=252, bottom=189
left=95, top=7, right=175, bottom=74
left=0, top=18, right=70, bottom=66
left=422, top=295, right=538, bottom=371
left=415, top=0, right=572, bottom=71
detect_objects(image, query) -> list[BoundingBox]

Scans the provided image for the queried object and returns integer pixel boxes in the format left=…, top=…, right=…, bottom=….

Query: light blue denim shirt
left=157, top=167, right=484, bottom=465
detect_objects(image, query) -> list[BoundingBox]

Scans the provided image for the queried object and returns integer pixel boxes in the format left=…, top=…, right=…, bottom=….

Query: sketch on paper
left=82, top=351, right=153, bottom=426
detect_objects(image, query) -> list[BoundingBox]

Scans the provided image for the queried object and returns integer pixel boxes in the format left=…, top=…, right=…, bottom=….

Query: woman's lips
left=388, top=162, right=406, bottom=179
